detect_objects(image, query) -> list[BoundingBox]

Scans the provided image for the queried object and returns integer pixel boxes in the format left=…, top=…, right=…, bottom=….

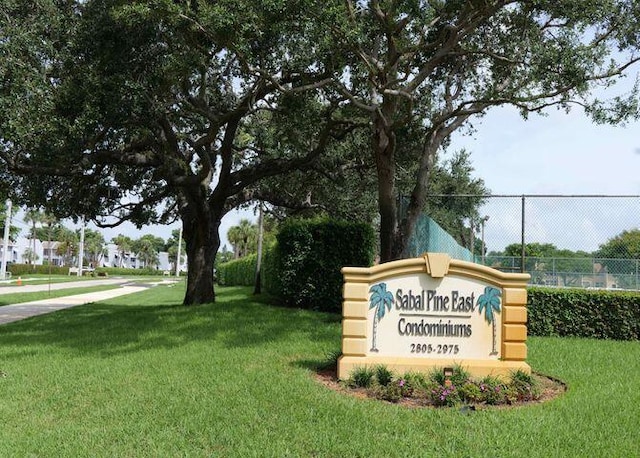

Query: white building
left=1, top=237, right=186, bottom=272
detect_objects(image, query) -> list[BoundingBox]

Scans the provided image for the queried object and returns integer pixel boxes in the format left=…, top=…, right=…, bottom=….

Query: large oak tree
left=323, top=0, right=640, bottom=261
left=1, top=0, right=344, bottom=304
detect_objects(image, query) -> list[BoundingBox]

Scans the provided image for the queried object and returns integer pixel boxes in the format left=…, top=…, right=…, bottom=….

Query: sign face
left=337, top=254, right=530, bottom=380
left=368, top=274, right=502, bottom=360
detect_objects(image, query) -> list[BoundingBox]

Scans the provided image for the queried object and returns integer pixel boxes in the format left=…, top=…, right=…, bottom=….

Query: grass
left=0, top=285, right=638, bottom=457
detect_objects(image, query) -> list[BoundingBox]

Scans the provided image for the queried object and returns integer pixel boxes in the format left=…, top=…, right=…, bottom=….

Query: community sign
left=338, top=253, right=530, bottom=380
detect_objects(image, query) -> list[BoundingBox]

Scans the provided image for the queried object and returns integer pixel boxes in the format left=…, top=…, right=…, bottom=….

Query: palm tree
left=227, top=219, right=257, bottom=258
left=369, top=283, right=394, bottom=352
left=23, top=208, right=43, bottom=268
left=40, top=213, right=58, bottom=267
left=477, top=286, right=502, bottom=356
left=111, top=234, right=133, bottom=267
left=135, top=238, right=159, bottom=269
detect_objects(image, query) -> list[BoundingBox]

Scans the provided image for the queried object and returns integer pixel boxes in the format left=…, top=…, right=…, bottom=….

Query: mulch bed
left=314, top=367, right=567, bottom=409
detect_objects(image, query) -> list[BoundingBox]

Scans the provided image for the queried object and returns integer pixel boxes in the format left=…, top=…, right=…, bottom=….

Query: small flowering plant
left=430, top=384, right=461, bottom=407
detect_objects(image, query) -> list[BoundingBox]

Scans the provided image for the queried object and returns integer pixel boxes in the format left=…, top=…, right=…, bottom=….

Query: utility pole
left=175, top=225, right=183, bottom=277
left=77, top=217, right=85, bottom=277
left=254, top=202, right=264, bottom=295
left=0, top=200, right=12, bottom=281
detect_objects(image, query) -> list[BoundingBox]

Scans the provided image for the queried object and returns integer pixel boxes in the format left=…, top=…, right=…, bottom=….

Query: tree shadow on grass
left=0, top=287, right=342, bottom=358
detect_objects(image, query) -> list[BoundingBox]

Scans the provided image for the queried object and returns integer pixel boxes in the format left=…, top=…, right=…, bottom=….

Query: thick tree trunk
left=375, top=119, right=445, bottom=262
left=373, top=110, right=402, bottom=263
left=181, top=202, right=220, bottom=306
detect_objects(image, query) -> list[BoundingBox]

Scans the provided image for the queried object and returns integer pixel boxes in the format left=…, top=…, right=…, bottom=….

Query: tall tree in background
left=24, top=208, right=43, bottom=267
left=323, top=0, right=640, bottom=261
left=111, top=234, right=133, bottom=268
left=595, top=229, right=640, bottom=275
left=55, top=226, right=79, bottom=266
left=132, top=234, right=164, bottom=268
left=227, top=219, right=258, bottom=259
left=83, top=229, right=106, bottom=268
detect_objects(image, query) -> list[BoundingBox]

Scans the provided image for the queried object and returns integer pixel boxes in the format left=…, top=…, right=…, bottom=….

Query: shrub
left=374, top=365, right=394, bottom=386
left=400, top=371, right=431, bottom=391
left=478, top=375, right=507, bottom=405
left=217, top=254, right=257, bottom=286
left=528, top=287, right=640, bottom=340
left=9, top=263, right=69, bottom=276
left=429, top=385, right=461, bottom=407
left=348, top=366, right=375, bottom=388
left=509, top=370, right=541, bottom=402
left=217, top=244, right=281, bottom=295
left=458, top=382, right=483, bottom=403
left=276, top=218, right=375, bottom=312
left=371, top=379, right=411, bottom=403
left=345, top=366, right=549, bottom=408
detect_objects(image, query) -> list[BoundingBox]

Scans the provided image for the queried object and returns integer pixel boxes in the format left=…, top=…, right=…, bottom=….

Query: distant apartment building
left=0, top=237, right=184, bottom=272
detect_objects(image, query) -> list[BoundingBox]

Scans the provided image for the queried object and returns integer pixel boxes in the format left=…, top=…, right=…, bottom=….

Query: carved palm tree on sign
left=477, top=286, right=502, bottom=356
left=369, top=283, right=394, bottom=352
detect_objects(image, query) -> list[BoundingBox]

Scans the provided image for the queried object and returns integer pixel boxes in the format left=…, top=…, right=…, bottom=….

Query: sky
left=18, top=75, right=639, bottom=255
left=448, top=103, right=640, bottom=253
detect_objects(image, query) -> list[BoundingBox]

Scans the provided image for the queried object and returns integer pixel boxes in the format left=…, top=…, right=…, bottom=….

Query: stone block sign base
left=337, top=253, right=531, bottom=380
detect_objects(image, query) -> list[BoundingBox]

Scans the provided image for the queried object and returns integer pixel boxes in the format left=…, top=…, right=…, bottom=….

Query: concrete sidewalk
left=0, top=278, right=132, bottom=295
left=0, top=284, right=149, bottom=326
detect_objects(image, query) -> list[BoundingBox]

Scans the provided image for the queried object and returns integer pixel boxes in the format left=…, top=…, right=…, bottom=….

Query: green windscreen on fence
left=406, top=213, right=477, bottom=262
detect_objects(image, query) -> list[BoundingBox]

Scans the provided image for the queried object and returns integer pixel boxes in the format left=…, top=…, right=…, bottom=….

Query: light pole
left=175, top=225, right=183, bottom=277
left=77, top=216, right=85, bottom=277
left=0, top=200, right=11, bottom=280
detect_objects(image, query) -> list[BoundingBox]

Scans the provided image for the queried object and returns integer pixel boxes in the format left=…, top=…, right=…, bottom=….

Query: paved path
left=0, top=278, right=132, bottom=295
left=0, top=280, right=150, bottom=325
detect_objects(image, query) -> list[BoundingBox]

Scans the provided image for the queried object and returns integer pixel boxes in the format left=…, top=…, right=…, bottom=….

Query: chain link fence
left=411, top=195, right=640, bottom=290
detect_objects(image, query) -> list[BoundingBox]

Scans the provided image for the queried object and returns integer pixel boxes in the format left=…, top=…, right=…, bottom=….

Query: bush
left=217, top=245, right=280, bottom=293
left=9, top=263, right=69, bottom=276
left=528, top=287, right=640, bottom=340
left=8, top=264, right=163, bottom=277
left=348, top=366, right=375, bottom=388
left=217, top=254, right=258, bottom=287
left=93, top=266, right=161, bottom=276
left=276, top=218, right=375, bottom=312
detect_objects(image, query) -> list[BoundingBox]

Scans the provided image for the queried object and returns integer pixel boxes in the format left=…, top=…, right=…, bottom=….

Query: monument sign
left=337, top=253, right=530, bottom=380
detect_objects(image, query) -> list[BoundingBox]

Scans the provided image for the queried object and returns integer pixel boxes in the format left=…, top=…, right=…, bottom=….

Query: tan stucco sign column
left=337, top=253, right=530, bottom=380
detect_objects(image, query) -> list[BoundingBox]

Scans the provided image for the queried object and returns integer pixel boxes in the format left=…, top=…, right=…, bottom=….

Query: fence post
left=520, top=195, right=525, bottom=273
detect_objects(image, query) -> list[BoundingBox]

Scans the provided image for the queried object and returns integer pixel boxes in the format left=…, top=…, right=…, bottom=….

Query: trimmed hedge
left=217, top=254, right=258, bottom=287
left=528, top=287, right=640, bottom=340
left=9, top=263, right=70, bottom=276
left=217, top=219, right=375, bottom=313
left=94, top=266, right=164, bottom=276
left=276, top=219, right=375, bottom=312
left=8, top=263, right=165, bottom=277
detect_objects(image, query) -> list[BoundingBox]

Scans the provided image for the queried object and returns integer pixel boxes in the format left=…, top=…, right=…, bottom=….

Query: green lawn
left=0, top=285, right=638, bottom=457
